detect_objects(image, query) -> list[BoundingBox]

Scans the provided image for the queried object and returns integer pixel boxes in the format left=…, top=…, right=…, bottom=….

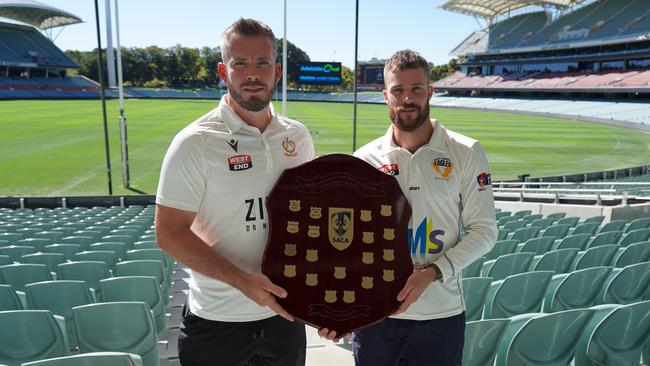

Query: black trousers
left=352, top=313, right=466, bottom=366
left=178, top=305, right=306, bottom=366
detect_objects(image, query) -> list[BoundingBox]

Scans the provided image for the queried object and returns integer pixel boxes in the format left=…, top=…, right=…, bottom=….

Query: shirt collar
left=217, top=96, right=279, bottom=134
left=379, top=119, right=447, bottom=156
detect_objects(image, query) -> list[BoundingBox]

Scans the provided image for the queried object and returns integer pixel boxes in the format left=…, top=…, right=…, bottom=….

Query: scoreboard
left=294, top=62, right=342, bottom=85
left=357, top=64, right=384, bottom=89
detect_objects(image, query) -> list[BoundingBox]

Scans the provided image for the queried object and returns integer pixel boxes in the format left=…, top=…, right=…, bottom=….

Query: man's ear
left=275, top=63, right=282, bottom=83
left=217, top=62, right=228, bottom=84
left=383, top=89, right=389, bottom=104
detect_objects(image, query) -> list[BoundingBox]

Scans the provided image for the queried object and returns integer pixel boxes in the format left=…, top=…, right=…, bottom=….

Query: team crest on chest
left=282, top=137, right=298, bottom=157
left=431, top=157, right=454, bottom=180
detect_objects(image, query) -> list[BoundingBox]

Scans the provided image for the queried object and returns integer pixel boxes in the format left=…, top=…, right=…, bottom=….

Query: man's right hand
left=235, top=272, right=295, bottom=322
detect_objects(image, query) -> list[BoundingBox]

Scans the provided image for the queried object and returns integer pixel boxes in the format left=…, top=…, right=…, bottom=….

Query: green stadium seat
left=25, top=280, right=94, bottom=348
left=530, top=248, right=579, bottom=274
left=0, top=310, right=69, bottom=366
left=601, top=262, right=650, bottom=305
left=484, top=240, right=518, bottom=261
left=584, top=216, right=605, bottom=225
left=541, top=224, right=570, bottom=239
left=512, top=210, right=532, bottom=219
left=618, top=228, right=650, bottom=247
left=0, top=255, right=11, bottom=267
left=516, top=236, right=554, bottom=255
left=57, top=261, right=111, bottom=298
left=0, top=284, right=22, bottom=311
left=484, top=271, right=553, bottom=319
left=574, top=301, right=650, bottom=366
left=571, top=222, right=600, bottom=236
left=463, top=257, right=485, bottom=278
left=556, top=216, right=579, bottom=227
left=115, top=260, right=168, bottom=305
left=502, top=220, right=526, bottom=232
left=43, top=244, right=82, bottom=261
left=612, top=241, right=650, bottom=267
left=462, top=277, right=493, bottom=321
left=16, top=238, right=51, bottom=252
left=521, top=214, right=542, bottom=224
left=541, top=266, right=613, bottom=313
left=0, top=263, right=53, bottom=292
left=20, top=253, right=65, bottom=276
left=509, top=227, right=540, bottom=244
left=74, top=251, right=119, bottom=271
left=553, top=233, right=590, bottom=251
left=100, top=276, right=166, bottom=333
left=498, top=216, right=518, bottom=227
left=463, top=319, right=509, bottom=366
left=481, top=252, right=535, bottom=281
left=21, top=352, right=143, bottom=366
left=545, top=212, right=566, bottom=221
left=529, top=218, right=554, bottom=229
left=0, top=233, right=24, bottom=245
left=89, top=242, right=128, bottom=261
left=0, top=246, right=36, bottom=262
left=494, top=309, right=593, bottom=366
left=624, top=218, right=650, bottom=233
left=497, top=229, right=509, bottom=241
left=598, top=220, right=627, bottom=234
left=73, top=302, right=158, bottom=366
left=572, top=245, right=618, bottom=271
left=586, top=231, right=622, bottom=249
left=495, top=211, right=512, bottom=220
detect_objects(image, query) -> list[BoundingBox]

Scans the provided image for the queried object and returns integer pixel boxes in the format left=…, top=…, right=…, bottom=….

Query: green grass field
left=0, top=99, right=648, bottom=196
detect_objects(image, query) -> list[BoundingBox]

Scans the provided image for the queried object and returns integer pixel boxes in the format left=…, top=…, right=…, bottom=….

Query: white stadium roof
left=0, top=0, right=81, bottom=29
left=441, top=0, right=588, bottom=20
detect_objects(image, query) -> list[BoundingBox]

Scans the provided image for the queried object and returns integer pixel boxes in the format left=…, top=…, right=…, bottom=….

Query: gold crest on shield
left=328, top=207, right=354, bottom=251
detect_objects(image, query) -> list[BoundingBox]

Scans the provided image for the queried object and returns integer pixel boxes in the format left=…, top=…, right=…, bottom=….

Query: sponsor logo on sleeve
left=477, top=172, right=492, bottom=191
left=431, top=158, right=454, bottom=180
left=378, top=164, right=399, bottom=176
left=228, top=155, right=253, bottom=171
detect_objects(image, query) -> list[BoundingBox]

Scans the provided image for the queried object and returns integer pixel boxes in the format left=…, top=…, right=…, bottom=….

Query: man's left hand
left=393, top=268, right=437, bottom=315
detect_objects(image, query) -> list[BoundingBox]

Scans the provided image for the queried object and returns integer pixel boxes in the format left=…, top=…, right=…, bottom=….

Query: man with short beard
left=322, top=50, right=497, bottom=365
left=155, top=18, right=314, bottom=366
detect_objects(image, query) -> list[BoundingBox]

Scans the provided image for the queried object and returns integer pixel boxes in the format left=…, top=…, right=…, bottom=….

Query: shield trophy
left=262, top=153, right=412, bottom=335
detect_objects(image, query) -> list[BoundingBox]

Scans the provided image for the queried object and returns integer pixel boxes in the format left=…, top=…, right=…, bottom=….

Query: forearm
left=156, top=221, right=247, bottom=290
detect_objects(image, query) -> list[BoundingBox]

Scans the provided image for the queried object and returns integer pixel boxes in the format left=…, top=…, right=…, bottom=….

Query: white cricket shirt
left=156, top=98, right=315, bottom=322
left=354, top=120, right=497, bottom=320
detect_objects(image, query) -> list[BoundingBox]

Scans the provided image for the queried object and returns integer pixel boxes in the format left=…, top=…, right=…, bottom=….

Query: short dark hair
left=220, top=18, right=277, bottom=62
left=383, top=49, right=429, bottom=85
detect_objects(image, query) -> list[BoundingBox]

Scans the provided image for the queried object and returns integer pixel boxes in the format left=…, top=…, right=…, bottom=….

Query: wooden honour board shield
left=262, top=153, right=412, bottom=335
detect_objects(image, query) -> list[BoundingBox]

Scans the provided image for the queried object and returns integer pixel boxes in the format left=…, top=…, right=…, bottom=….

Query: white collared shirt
left=354, top=120, right=497, bottom=320
left=157, top=98, right=315, bottom=321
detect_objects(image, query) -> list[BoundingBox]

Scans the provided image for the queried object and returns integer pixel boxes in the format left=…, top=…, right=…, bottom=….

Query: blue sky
left=31, top=0, right=482, bottom=68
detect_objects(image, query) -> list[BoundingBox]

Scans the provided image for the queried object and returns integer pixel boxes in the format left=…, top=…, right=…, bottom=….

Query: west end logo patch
left=477, top=172, right=492, bottom=191
left=378, top=164, right=399, bottom=176
left=228, top=155, right=253, bottom=171
left=431, top=158, right=454, bottom=180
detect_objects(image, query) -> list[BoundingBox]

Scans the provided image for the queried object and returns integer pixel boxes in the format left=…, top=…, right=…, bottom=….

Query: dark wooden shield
left=262, top=153, right=412, bottom=335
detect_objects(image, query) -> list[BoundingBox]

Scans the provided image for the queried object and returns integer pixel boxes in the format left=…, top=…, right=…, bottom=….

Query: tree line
left=65, top=41, right=455, bottom=90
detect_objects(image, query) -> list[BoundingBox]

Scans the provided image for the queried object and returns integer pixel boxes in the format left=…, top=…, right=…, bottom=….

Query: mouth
left=243, top=85, right=265, bottom=93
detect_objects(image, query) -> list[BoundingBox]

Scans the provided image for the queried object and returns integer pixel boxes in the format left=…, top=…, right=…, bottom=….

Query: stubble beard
left=389, top=102, right=430, bottom=133
left=229, top=81, right=276, bottom=112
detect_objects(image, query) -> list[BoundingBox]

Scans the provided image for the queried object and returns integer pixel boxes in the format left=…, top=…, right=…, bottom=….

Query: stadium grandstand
left=0, top=0, right=99, bottom=99
left=436, top=0, right=650, bottom=98
left=1, top=1, right=650, bottom=366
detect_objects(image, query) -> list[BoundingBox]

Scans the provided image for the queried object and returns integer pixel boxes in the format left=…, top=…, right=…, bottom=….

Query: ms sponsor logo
left=408, top=217, right=445, bottom=256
